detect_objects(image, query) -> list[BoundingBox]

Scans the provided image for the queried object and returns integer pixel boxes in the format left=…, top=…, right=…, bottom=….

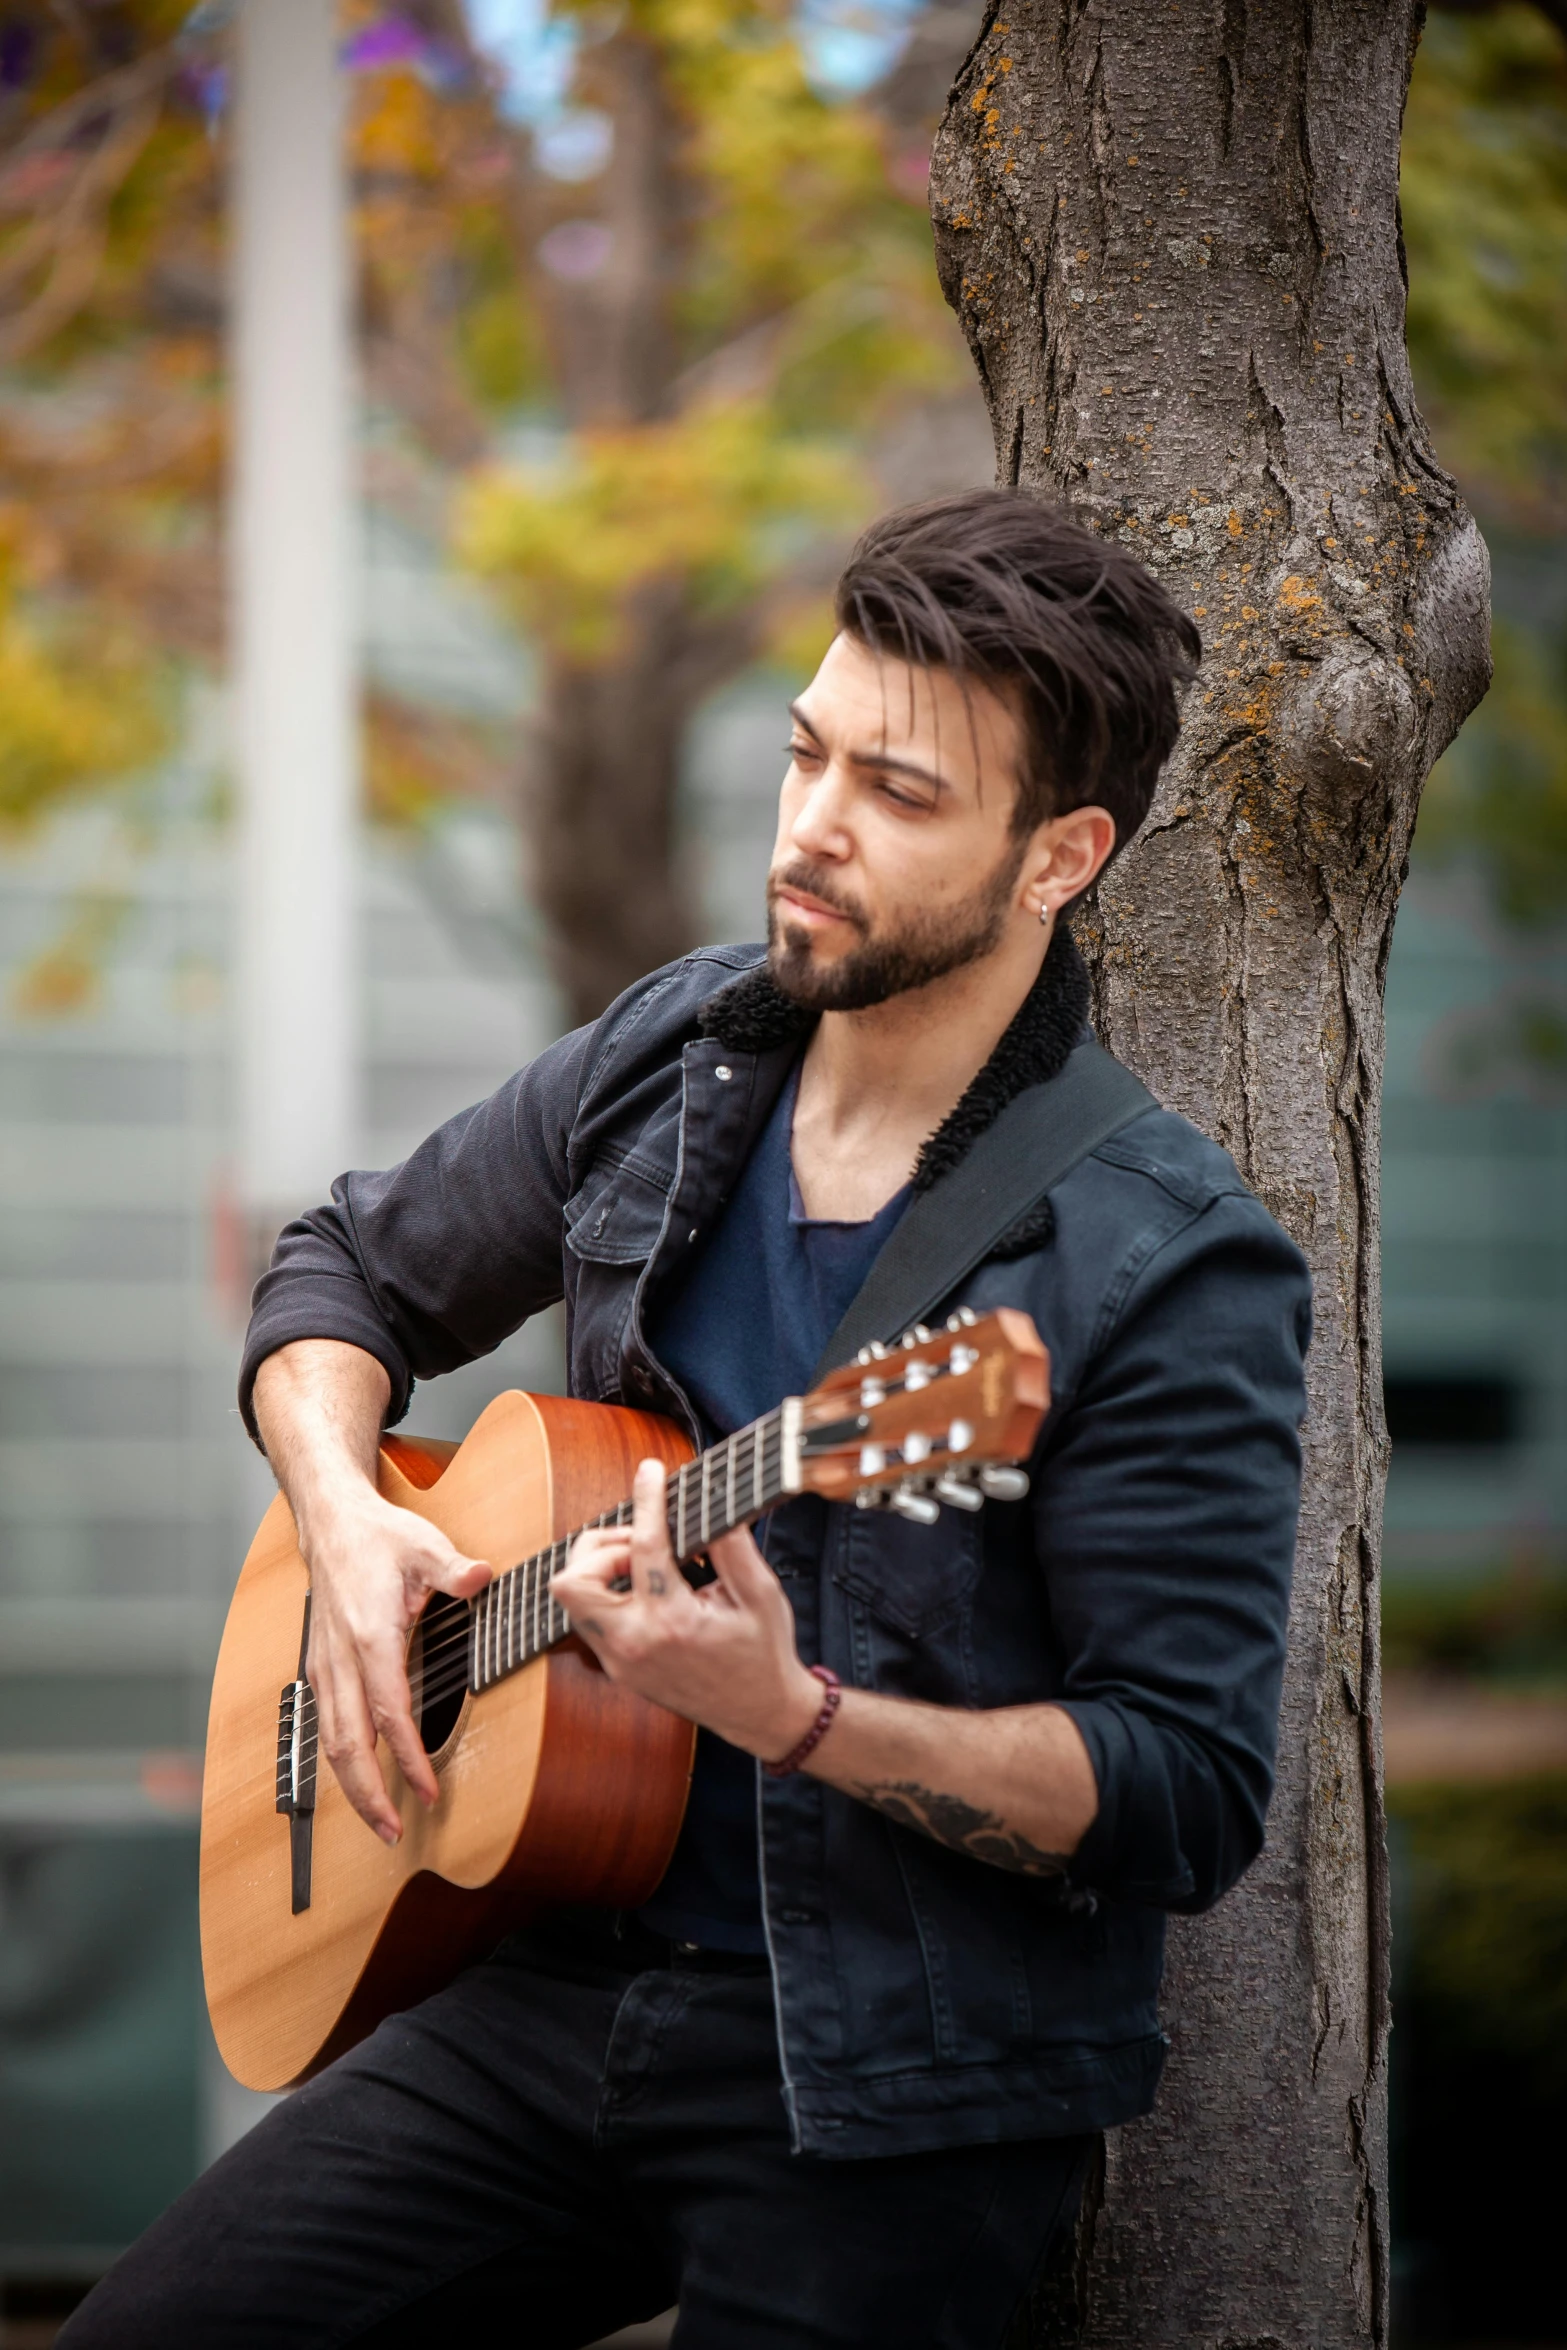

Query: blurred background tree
left=2, top=1, right=1563, bottom=997
left=0, top=0, right=979, bottom=1022
left=453, top=0, right=973, bottom=1016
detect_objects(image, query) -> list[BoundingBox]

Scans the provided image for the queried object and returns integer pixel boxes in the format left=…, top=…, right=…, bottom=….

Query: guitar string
left=399, top=1412, right=790, bottom=1719
left=397, top=1405, right=788, bottom=1699
left=267, top=1411, right=791, bottom=1786
left=263, top=1351, right=990, bottom=1799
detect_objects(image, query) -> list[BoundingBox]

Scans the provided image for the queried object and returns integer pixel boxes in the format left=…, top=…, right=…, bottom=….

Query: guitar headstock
left=792, top=1308, right=1048, bottom=1523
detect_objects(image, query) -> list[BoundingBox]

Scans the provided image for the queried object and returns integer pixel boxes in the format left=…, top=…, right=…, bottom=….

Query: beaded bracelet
left=763, top=1665, right=843, bottom=1778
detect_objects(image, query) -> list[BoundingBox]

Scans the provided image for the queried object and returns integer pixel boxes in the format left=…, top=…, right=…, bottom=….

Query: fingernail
left=378, top=1822, right=400, bottom=1846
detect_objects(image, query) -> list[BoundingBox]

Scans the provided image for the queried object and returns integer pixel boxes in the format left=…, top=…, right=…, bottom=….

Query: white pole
left=232, top=0, right=357, bottom=1244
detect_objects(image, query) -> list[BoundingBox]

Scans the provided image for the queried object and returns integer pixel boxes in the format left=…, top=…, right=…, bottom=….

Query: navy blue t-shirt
left=640, top=1063, right=910, bottom=1952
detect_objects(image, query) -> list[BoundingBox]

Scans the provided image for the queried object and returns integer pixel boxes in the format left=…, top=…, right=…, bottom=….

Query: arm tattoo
left=852, top=1780, right=1070, bottom=1878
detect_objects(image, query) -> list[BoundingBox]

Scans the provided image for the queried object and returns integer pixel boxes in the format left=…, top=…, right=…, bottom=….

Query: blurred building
left=1383, top=877, right=1567, bottom=1587
left=1382, top=537, right=1567, bottom=1595
left=0, top=512, right=561, bottom=2276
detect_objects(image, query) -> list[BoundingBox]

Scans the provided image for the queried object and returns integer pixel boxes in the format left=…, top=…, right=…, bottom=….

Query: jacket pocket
left=562, top=1160, right=671, bottom=1401
left=830, top=1508, right=984, bottom=1642
left=563, top=1158, right=670, bottom=1267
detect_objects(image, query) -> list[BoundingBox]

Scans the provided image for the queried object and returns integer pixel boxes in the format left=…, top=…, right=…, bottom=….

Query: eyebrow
left=788, top=703, right=948, bottom=795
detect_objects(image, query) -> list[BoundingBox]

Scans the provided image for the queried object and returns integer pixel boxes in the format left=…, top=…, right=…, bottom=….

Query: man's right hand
left=251, top=1339, right=491, bottom=1845
left=299, top=1493, right=491, bottom=1843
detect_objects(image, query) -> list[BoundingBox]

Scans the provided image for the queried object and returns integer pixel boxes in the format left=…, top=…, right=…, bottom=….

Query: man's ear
left=1023, top=805, right=1117, bottom=919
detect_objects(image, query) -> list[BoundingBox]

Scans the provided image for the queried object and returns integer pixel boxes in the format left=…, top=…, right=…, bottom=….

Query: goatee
left=766, top=843, right=1026, bottom=1013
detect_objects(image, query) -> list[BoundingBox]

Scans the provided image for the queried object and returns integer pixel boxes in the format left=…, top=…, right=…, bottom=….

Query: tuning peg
left=859, top=1377, right=886, bottom=1408
left=933, top=1473, right=984, bottom=1512
left=977, top=1465, right=1030, bottom=1502
left=947, top=1419, right=974, bottom=1453
left=890, top=1481, right=941, bottom=1526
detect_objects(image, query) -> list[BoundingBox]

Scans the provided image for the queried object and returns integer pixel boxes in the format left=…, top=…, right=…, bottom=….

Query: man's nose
left=789, top=770, right=854, bottom=859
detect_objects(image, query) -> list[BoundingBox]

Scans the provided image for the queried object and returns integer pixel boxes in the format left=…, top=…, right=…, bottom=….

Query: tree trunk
left=516, top=28, right=700, bottom=1024
left=931, top=7, right=1490, bottom=2346
left=534, top=584, right=755, bottom=1023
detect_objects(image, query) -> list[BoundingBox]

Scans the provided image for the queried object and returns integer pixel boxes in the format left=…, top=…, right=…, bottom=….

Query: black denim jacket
left=241, top=930, right=1311, bottom=2159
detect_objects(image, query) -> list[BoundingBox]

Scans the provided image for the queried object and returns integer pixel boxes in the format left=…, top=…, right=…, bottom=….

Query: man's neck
left=790, top=925, right=1051, bottom=1221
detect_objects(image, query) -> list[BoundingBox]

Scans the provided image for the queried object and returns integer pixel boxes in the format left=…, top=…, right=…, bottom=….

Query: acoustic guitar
left=200, top=1308, right=1049, bottom=2091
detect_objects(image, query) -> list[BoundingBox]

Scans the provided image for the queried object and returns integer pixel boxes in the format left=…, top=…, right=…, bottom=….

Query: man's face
left=766, top=632, right=1032, bottom=1011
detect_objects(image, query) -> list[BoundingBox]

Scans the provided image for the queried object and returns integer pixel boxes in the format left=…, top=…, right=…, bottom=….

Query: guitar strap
left=810, top=1035, right=1155, bottom=1383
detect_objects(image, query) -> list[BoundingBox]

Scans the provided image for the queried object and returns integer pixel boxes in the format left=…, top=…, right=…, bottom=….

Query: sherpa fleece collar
left=697, top=920, right=1091, bottom=1196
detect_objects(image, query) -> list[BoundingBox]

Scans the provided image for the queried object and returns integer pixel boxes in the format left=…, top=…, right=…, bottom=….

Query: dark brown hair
left=834, top=489, right=1202, bottom=854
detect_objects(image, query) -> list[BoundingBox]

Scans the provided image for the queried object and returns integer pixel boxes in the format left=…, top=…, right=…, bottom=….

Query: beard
left=766, top=839, right=1027, bottom=1013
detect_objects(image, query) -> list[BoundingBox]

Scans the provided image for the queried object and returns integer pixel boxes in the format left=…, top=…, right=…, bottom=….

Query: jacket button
left=688, top=1226, right=699, bottom=1243
left=714, top=1064, right=733, bottom=1082
left=779, top=1907, right=818, bottom=1926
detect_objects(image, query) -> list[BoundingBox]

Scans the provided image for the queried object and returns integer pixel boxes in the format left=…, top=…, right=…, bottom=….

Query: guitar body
left=200, top=1391, right=696, bottom=2093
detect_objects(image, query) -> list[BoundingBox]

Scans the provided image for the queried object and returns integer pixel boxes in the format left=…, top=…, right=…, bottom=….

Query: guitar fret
left=467, top=1401, right=810, bottom=1696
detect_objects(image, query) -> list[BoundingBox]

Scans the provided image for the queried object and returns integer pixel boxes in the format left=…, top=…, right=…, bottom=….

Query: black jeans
left=61, top=1916, right=1092, bottom=2350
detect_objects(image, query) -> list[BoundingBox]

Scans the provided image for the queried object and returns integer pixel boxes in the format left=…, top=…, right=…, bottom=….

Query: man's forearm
left=251, top=1339, right=392, bottom=1545
left=801, top=1690, right=1099, bottom=1876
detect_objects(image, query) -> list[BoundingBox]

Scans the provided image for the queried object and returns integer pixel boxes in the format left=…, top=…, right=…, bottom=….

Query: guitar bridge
left=276, top=1678, right=318, bottom=1914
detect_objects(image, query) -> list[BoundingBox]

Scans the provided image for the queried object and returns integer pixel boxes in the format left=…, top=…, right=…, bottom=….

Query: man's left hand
left=551, top=1459, right=823, bottom=1764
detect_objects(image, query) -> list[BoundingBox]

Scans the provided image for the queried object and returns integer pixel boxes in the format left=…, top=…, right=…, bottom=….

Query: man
left=65, top=490, right=1310, bottom=2348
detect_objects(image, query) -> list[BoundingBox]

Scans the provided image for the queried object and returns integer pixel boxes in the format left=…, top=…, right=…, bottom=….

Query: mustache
left=767, top=861, right=869, bottom=934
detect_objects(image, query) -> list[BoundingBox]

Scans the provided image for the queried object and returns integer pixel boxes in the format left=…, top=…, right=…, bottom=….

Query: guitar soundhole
left=412, top=1593, right=470, bottom=1756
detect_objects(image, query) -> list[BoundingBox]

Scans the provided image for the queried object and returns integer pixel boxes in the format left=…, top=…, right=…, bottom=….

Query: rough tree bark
left=930, top=7, right=1490, bottom=2346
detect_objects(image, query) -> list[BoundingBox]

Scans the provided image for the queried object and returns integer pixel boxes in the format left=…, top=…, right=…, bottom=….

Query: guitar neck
left=468, top=1400, right=801, bottom=1693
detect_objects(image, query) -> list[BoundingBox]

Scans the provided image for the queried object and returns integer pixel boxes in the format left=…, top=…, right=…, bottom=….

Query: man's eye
left=878, top=781, right=929, bottom=812
left=786, top=741, right=820, bottom=763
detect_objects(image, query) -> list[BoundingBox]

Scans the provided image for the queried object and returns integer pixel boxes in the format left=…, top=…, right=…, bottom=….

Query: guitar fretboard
left=467, top=1399, right=798, bottom=1692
